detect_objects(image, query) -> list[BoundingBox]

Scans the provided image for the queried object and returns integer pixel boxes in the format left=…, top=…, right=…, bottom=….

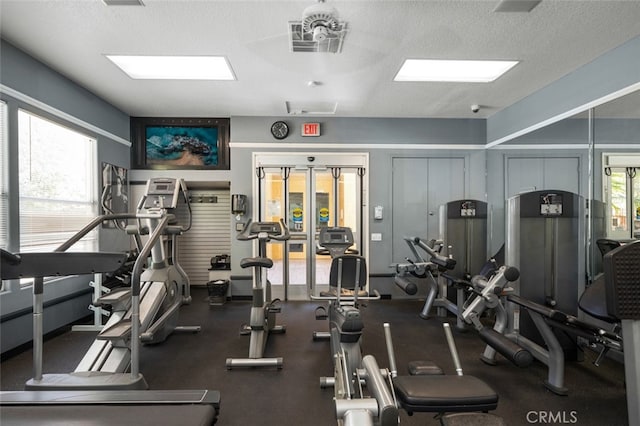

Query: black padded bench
left=393, top=374, right=499, bottom=414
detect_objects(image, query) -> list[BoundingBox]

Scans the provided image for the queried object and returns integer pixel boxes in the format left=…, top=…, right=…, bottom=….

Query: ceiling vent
left=286, top=101, right=337, bottom=115
left=289, top=0, right=347, bottom=53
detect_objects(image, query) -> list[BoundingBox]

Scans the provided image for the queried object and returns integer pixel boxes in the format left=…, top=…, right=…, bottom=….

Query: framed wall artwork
left=131, top=117, right=230, bottom=170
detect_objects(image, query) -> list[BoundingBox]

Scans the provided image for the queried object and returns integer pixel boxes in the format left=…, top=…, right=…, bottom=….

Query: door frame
left=252, top=152, right=369, bottom=299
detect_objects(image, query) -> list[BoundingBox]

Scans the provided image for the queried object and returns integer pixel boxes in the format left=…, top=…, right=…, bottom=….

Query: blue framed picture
left=131, top=117, right=230, bottom=170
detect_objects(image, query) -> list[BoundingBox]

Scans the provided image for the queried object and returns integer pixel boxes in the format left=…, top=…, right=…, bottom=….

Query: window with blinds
left=18, top=109, right=97, bottom=256
left=604, top=154, right=640, bottom=240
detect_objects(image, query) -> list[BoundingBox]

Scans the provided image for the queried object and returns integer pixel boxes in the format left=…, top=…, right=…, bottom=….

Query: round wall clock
left=270, top=121, right=289, bottom=140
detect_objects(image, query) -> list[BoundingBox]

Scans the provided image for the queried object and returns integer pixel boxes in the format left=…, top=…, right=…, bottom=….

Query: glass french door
left=255, top=153, right=367, bottom=300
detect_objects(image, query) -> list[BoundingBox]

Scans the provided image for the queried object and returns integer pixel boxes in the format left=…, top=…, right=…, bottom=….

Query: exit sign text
left=302, top=122, right=320, bottom=137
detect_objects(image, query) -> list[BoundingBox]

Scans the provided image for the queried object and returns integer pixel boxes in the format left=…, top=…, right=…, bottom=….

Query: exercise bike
left=226, top=219, right=290, bottom=369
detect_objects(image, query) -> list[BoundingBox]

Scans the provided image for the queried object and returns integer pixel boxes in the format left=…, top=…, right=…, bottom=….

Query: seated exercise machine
left=316, top=318, right=503, bottom=425
left=312, top=226, right=380, bottom=366
left=313, top=227, right=501, bottom=425
left=388, top=322, right=504, bottom=426
left=392, top=236, right=461, bottom=327
left=226, top=219, right=290, bottom=369
left=0, top=177, right=200, bottom=390
left=311, top=227, right=387, bottom=423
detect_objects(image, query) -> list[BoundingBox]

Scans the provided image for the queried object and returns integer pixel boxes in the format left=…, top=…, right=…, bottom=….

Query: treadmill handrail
left=55, top=213, right=137, bottom=252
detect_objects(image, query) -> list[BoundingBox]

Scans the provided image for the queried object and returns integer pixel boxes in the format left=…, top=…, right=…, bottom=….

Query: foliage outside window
left=604, top=155, right=640, bottom=240
left=18, top=110, right=97, bottom=262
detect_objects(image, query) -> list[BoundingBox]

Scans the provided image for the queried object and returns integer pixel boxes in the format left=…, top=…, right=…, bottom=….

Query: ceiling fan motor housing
left=302, top=1, right=340, bottom=35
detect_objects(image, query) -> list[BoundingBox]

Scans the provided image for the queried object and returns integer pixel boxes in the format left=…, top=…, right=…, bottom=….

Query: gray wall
left=487, top=34, right=640, bottom=145
left=1, top=40, right=132, bottom=353
left=229, top=116, right=486, bottom=296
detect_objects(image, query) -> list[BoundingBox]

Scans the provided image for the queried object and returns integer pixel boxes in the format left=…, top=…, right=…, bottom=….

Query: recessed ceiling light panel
left=105, top=55, right=235, bottom=80
left=102, top=0, right=145, bottom=6
left=394, top=59, right=519, bottom=83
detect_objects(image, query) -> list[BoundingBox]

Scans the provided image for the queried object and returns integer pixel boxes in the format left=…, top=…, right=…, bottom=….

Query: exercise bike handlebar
left=55, top=213, right=137, bottom=252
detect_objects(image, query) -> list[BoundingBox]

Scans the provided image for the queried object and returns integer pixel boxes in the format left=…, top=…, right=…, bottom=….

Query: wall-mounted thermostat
left=374, top=205, right=383, bottom=220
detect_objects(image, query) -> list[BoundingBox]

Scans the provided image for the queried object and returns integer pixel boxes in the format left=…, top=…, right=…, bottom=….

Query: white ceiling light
left=394, top=59, right=519, bottom=83
left=102, top=0, right=144, bottom=5
left=105, top=55, right=235, bottom=80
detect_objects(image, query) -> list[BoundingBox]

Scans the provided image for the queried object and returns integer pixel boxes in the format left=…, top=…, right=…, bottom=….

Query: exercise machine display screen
left=460, top=200, right=477, bottom=217
left=144, top=178, right=180, bottom=209
left=540, top=193, right=563, bottom=216
left=250, top=222, right=281, bottom=235
left=319, top=228, right=353, bottom=245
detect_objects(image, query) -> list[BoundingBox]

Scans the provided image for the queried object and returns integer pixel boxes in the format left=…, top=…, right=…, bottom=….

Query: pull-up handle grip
left=383, top=323, right=398, bottom=379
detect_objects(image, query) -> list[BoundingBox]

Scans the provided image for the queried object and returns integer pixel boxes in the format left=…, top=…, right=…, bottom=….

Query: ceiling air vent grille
left=288, top=21, right=347, bottom=53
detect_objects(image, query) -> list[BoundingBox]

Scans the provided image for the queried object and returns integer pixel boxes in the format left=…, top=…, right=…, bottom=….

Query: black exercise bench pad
left=579, top=275, right=618, bottom=323
left=441, top=412, right=506, bottom=426
left=408, top=360, right=444, bottom=375
left=393, top=375, right=498, bottom=413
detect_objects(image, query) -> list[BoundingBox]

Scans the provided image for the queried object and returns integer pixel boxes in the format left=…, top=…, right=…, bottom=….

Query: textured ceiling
left=1, top=0, right=639, bottom=119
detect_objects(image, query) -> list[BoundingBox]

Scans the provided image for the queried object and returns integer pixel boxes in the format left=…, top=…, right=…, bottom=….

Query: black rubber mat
left=0, top=288, right=628, bottom=425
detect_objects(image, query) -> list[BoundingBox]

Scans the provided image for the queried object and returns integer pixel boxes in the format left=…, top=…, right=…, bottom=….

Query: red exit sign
left=302, top=122, right=320, bottom=137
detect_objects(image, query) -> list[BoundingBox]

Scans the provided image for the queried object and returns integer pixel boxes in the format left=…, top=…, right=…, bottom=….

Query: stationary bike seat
left=240, top=257, right=273, bottom=269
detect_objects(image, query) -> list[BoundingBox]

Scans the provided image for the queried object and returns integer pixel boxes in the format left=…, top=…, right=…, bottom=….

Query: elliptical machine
left=1, top=177, right=199, bottom=390
left=226, top=219, right=290, bottom=369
